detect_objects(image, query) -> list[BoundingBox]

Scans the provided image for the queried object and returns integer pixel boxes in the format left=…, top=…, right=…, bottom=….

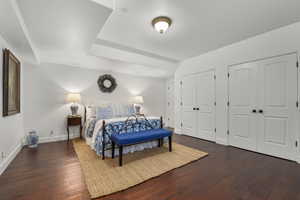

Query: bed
left=83, top=104, right=163, bottom=157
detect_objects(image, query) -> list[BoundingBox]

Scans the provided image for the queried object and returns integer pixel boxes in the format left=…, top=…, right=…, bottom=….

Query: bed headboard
left=83, top=103, right=135, bottom=124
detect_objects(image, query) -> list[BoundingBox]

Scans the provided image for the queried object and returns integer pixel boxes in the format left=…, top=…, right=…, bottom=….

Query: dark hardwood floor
left=1, top=134, right=300, bottom=200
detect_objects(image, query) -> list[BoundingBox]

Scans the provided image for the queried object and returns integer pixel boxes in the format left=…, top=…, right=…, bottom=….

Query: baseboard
left=216, top=138, right=228, bottom=146
left=296, top=155, right=300, bottom=164
left=0, top=142, right=23, bottom=175
left=174, top=128, right=182, bottom=135
left=39, top=134, right=80, bottom=144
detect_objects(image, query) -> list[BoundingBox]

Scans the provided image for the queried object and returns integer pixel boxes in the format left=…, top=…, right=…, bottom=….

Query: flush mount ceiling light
left=152, top=16, right=172, bottom=34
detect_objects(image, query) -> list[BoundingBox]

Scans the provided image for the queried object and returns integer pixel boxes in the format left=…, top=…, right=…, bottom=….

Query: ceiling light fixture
left=152, top=16, right=172, bottom=34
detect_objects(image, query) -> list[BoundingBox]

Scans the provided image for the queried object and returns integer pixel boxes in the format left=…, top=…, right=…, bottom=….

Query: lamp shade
left=66, top=93, right=81, bottom=103
left=133, top=96, right=144, bottom=104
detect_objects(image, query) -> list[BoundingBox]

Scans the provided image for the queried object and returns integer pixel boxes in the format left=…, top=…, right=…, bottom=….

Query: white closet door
left=229, top=63, right=258, bottom=151
left=195, top=71, right=216, bottom=141
left=181, top=75, right=197, bottom=137
left=257, top=54, right=297, bottom=160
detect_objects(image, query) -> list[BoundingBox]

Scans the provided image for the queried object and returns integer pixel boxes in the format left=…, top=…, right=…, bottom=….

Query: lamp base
left=70, top=104, right=79, bottom=116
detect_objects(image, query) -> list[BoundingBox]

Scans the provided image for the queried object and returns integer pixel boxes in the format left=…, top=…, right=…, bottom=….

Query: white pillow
left=85, top=106, right=96, bottom=120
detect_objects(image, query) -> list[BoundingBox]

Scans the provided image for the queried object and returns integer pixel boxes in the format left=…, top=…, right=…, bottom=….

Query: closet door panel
left=228, top=63, right=258, bottom=151
left=181, top=75, right=197, bottom=137
left=195, top=71, right=216, bottom=141
left=257, top=54, right=297, bottom=160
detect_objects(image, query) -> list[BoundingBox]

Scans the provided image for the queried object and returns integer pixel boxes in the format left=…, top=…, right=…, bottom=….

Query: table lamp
left=133, top=96, right=144, bottom=114
left=67, top=93, right=81, bottom=116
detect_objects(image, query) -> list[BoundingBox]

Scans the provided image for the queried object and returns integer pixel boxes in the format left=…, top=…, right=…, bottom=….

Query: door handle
left=259, top=109, right=263, bottom=114
left=252, top=109, right=257, bottom=113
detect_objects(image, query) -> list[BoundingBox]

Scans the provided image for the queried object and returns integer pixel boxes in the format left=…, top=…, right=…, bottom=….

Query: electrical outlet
left=50, top=130, right=54, bottom=136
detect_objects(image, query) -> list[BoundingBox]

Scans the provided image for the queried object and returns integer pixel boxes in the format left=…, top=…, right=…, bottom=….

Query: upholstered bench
left=111, top=128, right=173, bottom=166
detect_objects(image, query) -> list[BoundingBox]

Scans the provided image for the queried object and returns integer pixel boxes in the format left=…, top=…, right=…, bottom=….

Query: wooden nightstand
left=67, top=115, right=83, bottom=141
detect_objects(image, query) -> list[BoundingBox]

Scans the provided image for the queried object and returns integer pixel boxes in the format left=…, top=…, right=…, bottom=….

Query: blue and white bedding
left=84, top=105, right=162, bottom=157
left=84, top=104, right=136, bottom=139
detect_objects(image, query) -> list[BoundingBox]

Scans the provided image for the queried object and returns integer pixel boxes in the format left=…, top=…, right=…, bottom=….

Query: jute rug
left=73, top=139, right=208, bottom=199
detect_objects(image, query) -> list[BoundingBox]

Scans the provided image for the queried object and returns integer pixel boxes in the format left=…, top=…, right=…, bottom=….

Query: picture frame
left=3, top=49, right=21, bottom=117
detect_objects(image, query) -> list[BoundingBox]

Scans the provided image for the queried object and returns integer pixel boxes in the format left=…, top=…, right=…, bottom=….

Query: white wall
left=0, top=36, right=25, bottom=175
left=23, top=63, right=166, bottom=141
left=175, top=22, right=300, bottom=149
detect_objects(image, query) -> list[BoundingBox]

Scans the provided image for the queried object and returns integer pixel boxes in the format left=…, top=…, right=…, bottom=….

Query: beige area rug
left=73, top=139, right=208, bottom=199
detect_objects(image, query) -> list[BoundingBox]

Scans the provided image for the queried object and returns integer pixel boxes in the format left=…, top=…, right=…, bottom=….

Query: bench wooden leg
left=161, top=138, right=164, bottom=147
left=102, top=141, right=105, bottom=160
left=112, top=141, right=115, bottom=159
left=158, top=139, right=161, bottom=147
left=168, top=136, right=172, bottom=152
left=119, top=145, right=123, bottom=167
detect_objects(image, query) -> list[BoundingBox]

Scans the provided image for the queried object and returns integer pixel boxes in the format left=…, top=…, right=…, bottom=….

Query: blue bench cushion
left=111, top=128, right=172, bottom=146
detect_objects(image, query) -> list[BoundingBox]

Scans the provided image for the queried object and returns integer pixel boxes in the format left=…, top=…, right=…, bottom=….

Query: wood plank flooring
left=1, top=134, right=300, bottom=200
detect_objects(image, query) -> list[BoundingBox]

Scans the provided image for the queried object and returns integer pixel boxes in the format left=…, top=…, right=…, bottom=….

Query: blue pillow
left=120, top=104, right=135, bottom=117
left=96, top=106, right=113, bottom=119
left=127, top=105, right=135, bottom=115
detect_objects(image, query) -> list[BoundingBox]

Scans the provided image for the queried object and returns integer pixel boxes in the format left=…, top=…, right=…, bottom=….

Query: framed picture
left=3, top=49, right=21, bottom=117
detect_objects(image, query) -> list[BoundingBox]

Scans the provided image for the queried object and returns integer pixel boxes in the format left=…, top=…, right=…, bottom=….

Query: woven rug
left=73, top=139, right=208, bottom=199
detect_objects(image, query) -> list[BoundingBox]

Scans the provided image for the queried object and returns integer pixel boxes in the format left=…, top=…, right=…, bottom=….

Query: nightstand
left=67, top=115, right=83, bottom=141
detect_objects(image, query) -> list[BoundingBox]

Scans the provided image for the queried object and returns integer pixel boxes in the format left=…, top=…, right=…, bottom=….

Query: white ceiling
left=17, top=0, right=111, bottom=55
left=2, top=0, right=300, bottom=77
left=99, top=0, right=300, bottom=60
left=0, top=0, right=37, bottom=62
